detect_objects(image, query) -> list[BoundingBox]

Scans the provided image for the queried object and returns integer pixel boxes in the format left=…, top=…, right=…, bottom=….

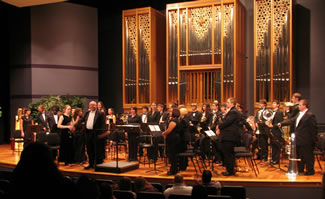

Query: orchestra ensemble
left=18, top=92, right=318, bottom=176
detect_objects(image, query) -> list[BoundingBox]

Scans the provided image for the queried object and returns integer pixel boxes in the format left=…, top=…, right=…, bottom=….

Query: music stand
left=25, top=124, right=41, bottom=142
left=204, top=129, right=219, bottom=174
left=95, top=124, right=140, bottom=173
left=143, top=123, right=163, bottom=174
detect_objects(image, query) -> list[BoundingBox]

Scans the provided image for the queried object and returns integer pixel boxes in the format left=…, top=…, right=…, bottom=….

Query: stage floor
left=0, top=144, right=322, bottom=188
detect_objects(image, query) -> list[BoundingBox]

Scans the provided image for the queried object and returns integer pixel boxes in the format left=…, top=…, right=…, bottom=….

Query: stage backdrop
left=9, top=2, right=98, bottom=136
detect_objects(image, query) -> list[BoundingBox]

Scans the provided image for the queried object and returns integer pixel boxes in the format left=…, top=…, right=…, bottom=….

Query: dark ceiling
left=68, top=0, right=193, bottom=11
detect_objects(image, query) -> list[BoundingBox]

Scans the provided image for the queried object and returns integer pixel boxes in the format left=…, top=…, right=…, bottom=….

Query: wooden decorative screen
left=167, top=0, right=246, bottom=105
left=254, top=0, right=293, bottom=105
left=123, top=7, right=166, bottom=110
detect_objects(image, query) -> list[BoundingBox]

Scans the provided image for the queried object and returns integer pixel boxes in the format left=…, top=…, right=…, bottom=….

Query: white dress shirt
left=86, top=111, right=96, bottom=130
left=142, top=114, right=147, bottom=123
left=163, top=184, right=193, bottom=199
left=296, top=109, right=308, bottom=127
left=54, top=114, right=58, bottom=124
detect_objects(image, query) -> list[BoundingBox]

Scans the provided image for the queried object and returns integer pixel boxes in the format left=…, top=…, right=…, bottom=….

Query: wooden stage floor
left=0, top=144, right=322, bottom=188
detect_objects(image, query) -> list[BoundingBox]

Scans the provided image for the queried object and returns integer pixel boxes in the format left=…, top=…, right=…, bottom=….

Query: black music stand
left=204, top=129, right=219, bottom=175
left=25, top=124, right=41, bottom=142
left=95, top=124, right=140, bottom=173
left=144, top=123, right=163, bottom=174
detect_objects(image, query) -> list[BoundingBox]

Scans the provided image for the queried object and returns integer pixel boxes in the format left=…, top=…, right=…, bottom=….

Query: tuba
left=286, top=133, right=301, bottom=179
left=263, top=109, right=274, bottom=126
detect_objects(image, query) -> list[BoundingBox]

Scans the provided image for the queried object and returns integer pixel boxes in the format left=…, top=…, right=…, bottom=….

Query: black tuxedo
left=189, top=111, right=202, bottom=126
left=270, top=109, right=284, bottom=163
left=47, top=112, right=59, bottom=133
left=281, top=110, right=318, bottom=173
left=36, top=111, right=49, bottom=132
left=83, top=110, right=107, bottom=167
left=218, top=107, right=241, bottom=174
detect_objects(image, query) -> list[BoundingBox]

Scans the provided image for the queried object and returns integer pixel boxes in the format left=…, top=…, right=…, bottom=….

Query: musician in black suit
left=278, top=99, right=318, bottom=175
left=255, top=99, right=269, bottom=161
left=47, top=105, right=60, bottom=133
left=266, top=100, right=284, bottom=165
left=127, top=106, right=142, bottom=161
left=36, top=104, right=49, bottom=132
left=83, top=101, right=107, bottom=169
left=189, top=103, right=202, bottom=143
left=217, top=97, right=242, bottom=176
left=284, top=93, right=301, bottom=133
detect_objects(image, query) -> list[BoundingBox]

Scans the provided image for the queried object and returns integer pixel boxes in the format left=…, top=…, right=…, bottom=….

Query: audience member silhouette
left=134, top=176, right=157, bottom=193
left=10, top=142, right=76, bottom=199
left=118, top=176, right=132, bottom=191
left=76, top=174, right=100, bottom=199
left=192, top=184, right=208, bottom=199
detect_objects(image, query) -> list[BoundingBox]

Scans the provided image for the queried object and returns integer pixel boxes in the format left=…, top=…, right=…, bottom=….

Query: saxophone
left=197, top=112, right=207, bottom=134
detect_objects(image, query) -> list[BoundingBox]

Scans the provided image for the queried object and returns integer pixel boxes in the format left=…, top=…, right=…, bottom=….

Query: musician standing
left=255, top=99, right=269, bottom=161
left=278, top=99, right=318, bottom=175
left=217, top=97, right=241, bottom=176
left=83, top=101, right=107, bottom=169
left=162, top=108, right=181, bottom=175
left=189, top=103, right=202, bottom=144
left=127, top=106, right=142, bottom=161
left=266, top=100, right=284, bottom=165
left=284, top=93, right=302, bottom=133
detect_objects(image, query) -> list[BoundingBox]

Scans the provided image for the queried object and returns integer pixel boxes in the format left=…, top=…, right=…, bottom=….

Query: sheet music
left=205, top=130, right=216, bottom=137
left=149, top=125, right=161, bottom=131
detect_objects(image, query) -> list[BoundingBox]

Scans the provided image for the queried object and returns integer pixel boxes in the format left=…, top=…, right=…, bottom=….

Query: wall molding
left=12, top=64, right=98, bottom=71
left=10, top=94, right=98, bottom=99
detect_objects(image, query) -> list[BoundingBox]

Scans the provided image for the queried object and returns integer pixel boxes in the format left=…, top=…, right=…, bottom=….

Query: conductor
left=83, top=101, right=107, bottom=169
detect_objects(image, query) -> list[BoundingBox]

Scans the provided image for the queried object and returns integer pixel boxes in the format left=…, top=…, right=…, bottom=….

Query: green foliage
left=28, top=95, right=85, bottom=122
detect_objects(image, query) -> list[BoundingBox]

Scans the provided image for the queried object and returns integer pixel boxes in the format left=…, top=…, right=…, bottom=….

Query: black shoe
left=222, top=171, right=235, bottom=176
left=84, top=165, right=94, bottom=170
left=304, top=171, right=315, bottom=176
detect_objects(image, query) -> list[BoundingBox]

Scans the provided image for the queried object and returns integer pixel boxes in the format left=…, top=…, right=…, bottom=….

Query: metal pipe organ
left=254, top=0, right=293, bottom=105
left=167, top=0, right=246, bottom=105
left=123, top=7, right=166, bottom=110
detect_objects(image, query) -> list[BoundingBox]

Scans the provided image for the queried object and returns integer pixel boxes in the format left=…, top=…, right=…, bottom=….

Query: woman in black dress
left=20, top=108, right=34, bottom=147
left=57, top=105, right=75, bottom=165
left=72, top=108, right=86, bottom=164
left=162, top=108, right=181, bottom=175
left=127, top=106, right=142, bottom=161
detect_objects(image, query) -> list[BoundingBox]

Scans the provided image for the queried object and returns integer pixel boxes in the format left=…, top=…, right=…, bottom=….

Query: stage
left=0, top=144, right=322, bottom=189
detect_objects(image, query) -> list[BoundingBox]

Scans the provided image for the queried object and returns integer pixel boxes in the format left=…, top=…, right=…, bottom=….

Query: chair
left=204, top=186, right=220, bottom=195
left=221, top=185, right=246, bottom=199
left=168, top=194, right=192, bottom=199
left=113, top=190, right=136, bottom=199
left=110, top=130, right=128, bottom=160
left=37, top=131, right=48, bottom=144
left=314, top=135, right=325, bottom=170
left=151, top=182, right=164, bottom=192
left=176, top=151, right=200, bottom=174
left=0, top=179, right=10, bottom=197
left=208, top=196, right=232, bottom=199
left=12, top=130, right=24, bottom=154
left=138, top=134, right=154, bottom=167
left=235, top=133, right=259, bottom=177
left=136, top=191, right=165, bottom=199
left=46, top=133, right=60, bottom=165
